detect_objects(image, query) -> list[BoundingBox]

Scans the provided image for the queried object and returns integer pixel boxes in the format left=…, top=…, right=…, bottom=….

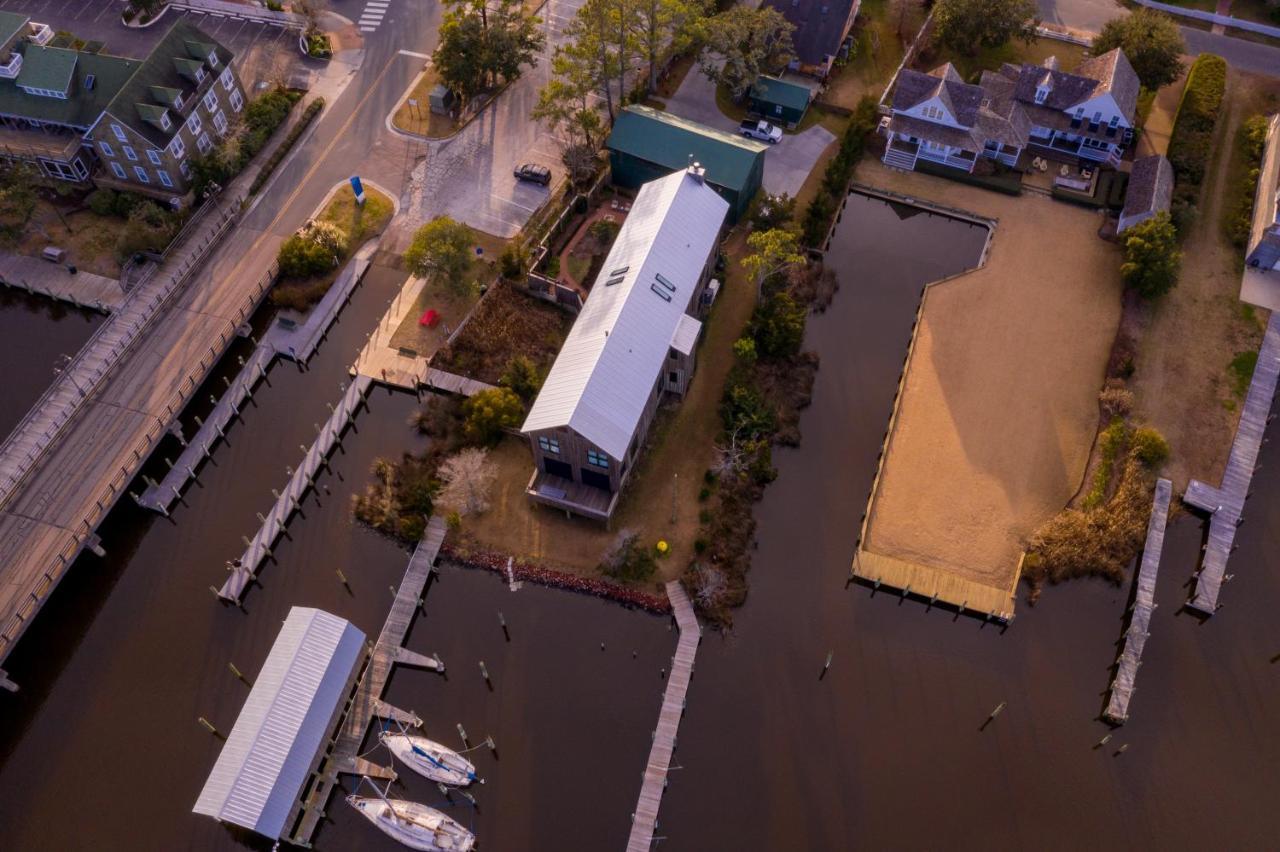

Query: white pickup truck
left=739, top=119, right=783, bottom=144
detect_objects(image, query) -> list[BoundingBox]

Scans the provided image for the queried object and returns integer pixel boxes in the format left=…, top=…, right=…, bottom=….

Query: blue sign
left=350, top=175, right=365, bottom=203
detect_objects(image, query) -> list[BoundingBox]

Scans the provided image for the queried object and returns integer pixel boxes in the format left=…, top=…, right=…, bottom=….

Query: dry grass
left=272, top=185, right=393, bottom=309
left=858, top=159, right=1124, bottom=593
left=913, top=37, right=1088, bottom=84
left=1127, top=71, right=1278, bottom=490
left=459, top=229, right=760, bottom=584
left=826, top=0, right=927, bottom=109
left=392, top=67, right=462, bottom=139
left=430, top=281, right=574, bottom=384
left=15, top=201, right=123, bottom=279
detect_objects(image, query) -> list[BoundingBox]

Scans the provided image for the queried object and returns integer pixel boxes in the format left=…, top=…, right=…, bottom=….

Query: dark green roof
left=0, top=44, right=137, bottom=129
left=102, top=20, right=234, bottom=146
left=17, top=46, right=78, bottom=93
left=607, top=105, right=767, bottom=192
left=0, top=11, right=29, bottom=49
left=750, top=75, right=811, bottom=113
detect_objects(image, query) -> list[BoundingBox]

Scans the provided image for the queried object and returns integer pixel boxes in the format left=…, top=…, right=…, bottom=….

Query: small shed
left=193, top=607, right=366, bottom=842
left=606, top=105, right=767, bottom=222
left=428, top=83, right=455, bottom=116
left=749, top=75, right=811, bottom=128
left=1117, top=155, right=1173, bottom=234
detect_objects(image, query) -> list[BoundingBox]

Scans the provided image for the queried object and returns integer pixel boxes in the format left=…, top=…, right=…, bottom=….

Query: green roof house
left=606, top=105, right=767, bottom=221
left=748, top=75, right=811, bottom=128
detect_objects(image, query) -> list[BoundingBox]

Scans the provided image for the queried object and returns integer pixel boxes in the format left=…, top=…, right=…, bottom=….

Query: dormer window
left=1034, top=85, right=1049, bottom=104
left=160, top=112, right=171, bottom=131
left=921, top=105, right=944, bottom=121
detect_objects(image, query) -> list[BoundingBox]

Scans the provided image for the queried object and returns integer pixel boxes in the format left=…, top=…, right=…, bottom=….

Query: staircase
left=883, top=146, right=918, bottom=171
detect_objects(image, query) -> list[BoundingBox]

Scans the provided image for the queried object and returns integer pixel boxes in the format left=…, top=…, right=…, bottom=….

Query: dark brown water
left=0, top=291, right=102, bottom=442
left=1, top=196, right=1277, bottom=850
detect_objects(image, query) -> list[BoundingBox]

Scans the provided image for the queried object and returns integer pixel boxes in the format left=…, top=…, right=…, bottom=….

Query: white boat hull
left=382, top=732, right=480, bottom=787
left=348, top=795, right=475, bottom=851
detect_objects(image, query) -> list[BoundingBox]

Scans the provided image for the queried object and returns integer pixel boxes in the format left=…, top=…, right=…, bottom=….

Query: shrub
left=801, top=96, right=878, bottom=247
left=277, top=220, right=348, bottom=279
left=498, top=242, right=529, bottom=280
left=406, top=216, right=475, bottom=292
left=543, top=255, right=561, bottom=277
left=115, top=201, right=180, bottom=260
left=732, top=336, right=757, bottom=366
left=499, top=354, right=544, bottom=402
left=1098, top=384, right=1134, bottom=419
left=599, top=531, right=657, bottom=583
left=462, top=387, right=524, bottom=444
left=698, top=486, right=711, bottom=501
left=588, top=218, right=619, bottom=243
left=1228, top=350, right=1258, bottom=398
left=250, top=97, right=324, bottom=195
left=1167, top=54, right=1226, bottom=202
left=1131, top=426, right=1169, bottom=468
left=1121, top=212, right=1181, bottom=299
left=87, top=189, right=117, bottom=217
left=1224, top=116, right=1270, bottom=249
left=749, top=192, right=796, bottom=232
left=749, top=290, right=806, bottom=359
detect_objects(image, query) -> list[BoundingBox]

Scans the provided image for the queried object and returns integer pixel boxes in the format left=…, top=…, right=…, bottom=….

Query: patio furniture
left=1038, top=159, right=1048, bottom=173
left=419, top=308, right=441, bottom=327
left=1081, top=167, right=1093, bottom=180
left=1059, top=164, right=1070, bottom=177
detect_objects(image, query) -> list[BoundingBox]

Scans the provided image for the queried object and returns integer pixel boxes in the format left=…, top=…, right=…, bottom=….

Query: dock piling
left=198, top=716, right=220, bottom=736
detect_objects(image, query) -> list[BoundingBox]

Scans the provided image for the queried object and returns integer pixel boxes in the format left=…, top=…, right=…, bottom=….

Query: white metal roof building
left=522, top=168, right=729, bottom=460
left=193, top=607, right=365, bottom=840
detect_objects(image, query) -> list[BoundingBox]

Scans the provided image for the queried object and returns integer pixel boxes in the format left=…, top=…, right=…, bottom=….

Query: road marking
left=397, top=50, right=430, bottom=59
left=359, top=26, right=378, bottom=31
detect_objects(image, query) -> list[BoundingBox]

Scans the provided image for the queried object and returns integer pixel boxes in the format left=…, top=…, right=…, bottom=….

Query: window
left=157, top=170, right=173, bottom=188
left=110, top=161, right=127, bottom=179
left=111, top=123, right=126, bottom=141
left=208, top=52, right=219, bottom=68
left=1034, top=87, right=1048, bottom=104
left=921, top=105, right=944, bottom=121
left=169, top=136, right=186, bottom=159
left=220, top=67, right=234, bottom=91
left=538, top=436, right=560, bottom=455
left=122, top=145, right=137, bottom=161
left=134, top=165, right=150, bottom=183
left=73, top=158, right=88, bottom=180
left=159, top=112, right=171, bottom=131
left=195, top=66, right=206, bottom=83
left=203, top=90, right=218, bottom=113
left=147, top=149, right=162, bottom=165
left=179, top=160, right=192, bottom=179
left=654, top=272, right=675, bottom=292
left=586, top=449, right=609, bottom=469
left=229, top=89, right=243, bottom=113
left=173, top=93, right=184, bottom=110
left=98, top=141, right=114, bottom=157
left=197, top=133, right=212, bottom=154
left=186, top=113, right=202, bottom=136
left=213, top=111, right=228, bottom=135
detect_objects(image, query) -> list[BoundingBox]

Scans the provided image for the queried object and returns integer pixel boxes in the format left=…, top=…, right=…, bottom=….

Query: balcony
left=526, top=469, right=617, bottom=522
left=0, top=52, right=20, bottom=79
left=27, top=23, right=53, bottom=46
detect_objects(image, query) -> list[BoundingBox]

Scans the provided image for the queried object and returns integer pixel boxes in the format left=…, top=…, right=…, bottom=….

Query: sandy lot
left=858, top=161, right=1124, bottom=597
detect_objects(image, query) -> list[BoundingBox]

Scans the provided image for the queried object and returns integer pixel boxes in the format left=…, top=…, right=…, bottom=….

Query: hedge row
left=1168, top=54, right=1226, bottom=186
left=249, top=97, right=325, bottom=196
left=800, top=96, right=881, bottom=247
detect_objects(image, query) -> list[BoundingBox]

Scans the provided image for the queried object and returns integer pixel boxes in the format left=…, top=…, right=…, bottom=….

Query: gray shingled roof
left=762, top=0, right=858, bottom=67
left=1009, top=49, right=1139, bottom=119
left=1122, top=155, right=1174, bottom=221
left=891, top=64, right=983, bottom=127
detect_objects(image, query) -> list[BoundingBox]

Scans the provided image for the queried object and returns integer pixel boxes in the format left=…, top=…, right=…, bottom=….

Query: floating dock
left=291, top=516, right=447, bottom=846
left=219, top=376, right=372, bottom=601
left=626, top=580, right=701, bottom=852
left=1105, top=477, right=1171, bottom=724
left=1184, top=314, right=1280, bottom=614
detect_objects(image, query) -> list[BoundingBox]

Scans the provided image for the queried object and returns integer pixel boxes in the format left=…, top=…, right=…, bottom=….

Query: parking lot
left=0, top=0, right=302, bottom=91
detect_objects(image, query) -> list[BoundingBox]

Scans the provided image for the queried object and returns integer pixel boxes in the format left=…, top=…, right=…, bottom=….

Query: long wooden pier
left=626, top=581, right=701, bottom=852
left=219, top=375, right=373, bottom=601
left=1105, top=477, right=1171, bottom=723
left=1183, top=314, right=1280, bottom=615
left=291, top=516, right=447, bottom=846
left=0, top=253, right=124, bottom=312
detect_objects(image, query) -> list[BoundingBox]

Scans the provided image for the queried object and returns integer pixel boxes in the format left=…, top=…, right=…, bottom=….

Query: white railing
left=27, top=23, right=52, bottom=45
left=0, top=53, right=20, bottom=79
left=1133, top=0, right=1280, bottom=39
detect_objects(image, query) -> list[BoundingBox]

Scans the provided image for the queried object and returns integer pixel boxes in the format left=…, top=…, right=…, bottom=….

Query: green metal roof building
left=748, top=75, right=811, bottom=128
left=606, top=105, right=767, bottom=221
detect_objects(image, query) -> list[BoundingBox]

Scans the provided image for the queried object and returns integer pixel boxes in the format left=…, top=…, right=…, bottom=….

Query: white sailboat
left=347, top=793, right=476, bottom=851
left=380, top=730, right=482, bottom=787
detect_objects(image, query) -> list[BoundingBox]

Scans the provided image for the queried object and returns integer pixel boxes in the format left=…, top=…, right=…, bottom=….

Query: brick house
left=520, top=166, right=730, bottom=523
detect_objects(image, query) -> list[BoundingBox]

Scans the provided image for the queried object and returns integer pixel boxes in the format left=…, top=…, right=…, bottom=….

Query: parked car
left=739, top=119, right=783, bottom=144
left=514, top=163, right=552, bottom=185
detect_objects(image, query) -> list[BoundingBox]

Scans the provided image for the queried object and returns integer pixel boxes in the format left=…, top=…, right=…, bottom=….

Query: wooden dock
left=852, top=549, right=1018, bottom=621
left=1184, top=314, right=1280, bottom=615
left=219, top=376, right=372, bottom=601
left=422, top=368, right=496, bottom=397
left=1105, top=477, right=1171, bottom=724
left=0, top=253, right=125, bottom=312
left=626, top=581, right=701, bottom=852
left=290, top=516, right=448, bottom=847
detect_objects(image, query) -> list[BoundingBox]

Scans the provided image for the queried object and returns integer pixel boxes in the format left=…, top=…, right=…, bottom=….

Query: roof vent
left=687, top=160, right=705, bottom=184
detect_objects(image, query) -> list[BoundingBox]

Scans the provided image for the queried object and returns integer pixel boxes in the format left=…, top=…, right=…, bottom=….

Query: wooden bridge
left=1184, top=314, right=1280, bottom=615
left=219, top=376, right=373, bottom=601
left=1105, top=477, right=1171, bottom=724
left=626, top=581, right=701, bottom=852
left=291, top=516, right=447, bottom=847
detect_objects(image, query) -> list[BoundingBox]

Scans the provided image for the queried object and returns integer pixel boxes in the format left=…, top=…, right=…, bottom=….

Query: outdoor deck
left=0, top=253, right=124, bottom=312
left=526, top=469, right=616, bottom=520
left=291, top=516, right=447, bottom=846
left=219, top=376, right=372, bottom=601
left=1185, top=314, right=1280, bottom=615
left=626, top=580, right=700, bottom=852
left=852, top=549, right=1018, bottom=621
left=1105, top=477, right=1171, bottom=724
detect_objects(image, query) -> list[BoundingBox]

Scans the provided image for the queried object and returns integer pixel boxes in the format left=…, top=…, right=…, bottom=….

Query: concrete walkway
left=0, top=254, right=124, bottom=312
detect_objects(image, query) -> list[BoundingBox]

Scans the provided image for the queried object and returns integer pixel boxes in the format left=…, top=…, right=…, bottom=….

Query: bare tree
left=692, top=564, right=727, bottom=609
left=436, top=448, right=498, bottom=516
left=712, top=427, right=748, bottom=477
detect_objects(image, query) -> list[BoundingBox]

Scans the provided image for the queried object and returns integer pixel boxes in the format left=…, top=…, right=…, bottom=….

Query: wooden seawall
left=1184, top=314, right=1280, bottom=614
left=219, top=375, right=372, bottom=601
left=291, top=516, right=447, bottom=846
left=626, top=581, right=701, bottom=852
left=1105, top=477, right=1171, bottom=723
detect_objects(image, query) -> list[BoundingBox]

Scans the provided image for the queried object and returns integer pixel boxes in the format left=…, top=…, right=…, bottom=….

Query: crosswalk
left=358, top=0, right=391, bottom=32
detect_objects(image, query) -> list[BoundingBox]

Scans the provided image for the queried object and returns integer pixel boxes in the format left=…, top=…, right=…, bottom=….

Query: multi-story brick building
left=0, top=15, right=244, bottom=204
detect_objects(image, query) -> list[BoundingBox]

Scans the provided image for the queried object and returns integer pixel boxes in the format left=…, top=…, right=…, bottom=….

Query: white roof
left=193, top=607, right=366, bottom=839
left=522, top=169, right=729, bottom=458
left=670, top=313, right=702, bottom=355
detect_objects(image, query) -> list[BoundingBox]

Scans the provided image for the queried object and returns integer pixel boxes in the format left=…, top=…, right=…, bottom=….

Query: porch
left=883, top=137, right=979, bottom=173
left=526, top=469, right=618, bottom=523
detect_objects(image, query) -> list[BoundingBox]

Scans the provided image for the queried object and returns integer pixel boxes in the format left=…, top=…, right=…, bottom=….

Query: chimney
left=1043, top=56, right=1059, bottom=71
left=688, top=160, right=705, bottom=184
